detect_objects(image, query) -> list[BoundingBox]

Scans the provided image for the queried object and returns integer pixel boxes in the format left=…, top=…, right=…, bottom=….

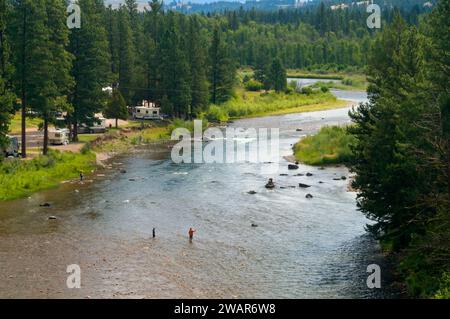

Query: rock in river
left=247, top=191, right=257, bottom=195
left=299, top=183, right=311, bottom=188
left=305, top=194, right=314, bottom=199
left=288, top=164, right=299, bottom=170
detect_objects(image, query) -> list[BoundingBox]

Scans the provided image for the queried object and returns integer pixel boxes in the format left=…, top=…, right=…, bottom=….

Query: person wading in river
left=188, top=227, right=196, bottom=241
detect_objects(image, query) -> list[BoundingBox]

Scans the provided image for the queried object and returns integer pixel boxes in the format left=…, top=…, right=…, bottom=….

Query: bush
left=342, top=78, right=354, bottom=86
left=205, top=105, right=229, bottom=122
left=244, top=79, right=264, bottom=91
left=301, top=87, right=313, bottom=95
left=320, top=85, right=329, bottom=93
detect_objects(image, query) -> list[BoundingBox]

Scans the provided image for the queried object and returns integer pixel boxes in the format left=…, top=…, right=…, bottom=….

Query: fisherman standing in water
left=152, top=228, right=156, bottom=238
left=188, top=227, right=196, bottom=241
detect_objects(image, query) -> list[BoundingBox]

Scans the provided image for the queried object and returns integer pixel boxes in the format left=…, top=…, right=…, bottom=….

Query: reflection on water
left=0, top=95, right=397, bottom=299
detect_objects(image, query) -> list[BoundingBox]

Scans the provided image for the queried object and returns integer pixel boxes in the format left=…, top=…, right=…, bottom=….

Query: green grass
left=92, top=126, right=171, bottom=154
left=293, top=125, right=356, bottom=165
left=78, top=134, right=102, bottom=143
left=9, top=112, right=43, bottom=134
left=311, top=78, right=367, bottom=91
left=205, top=88, right=346, bottom=121
left=287, top=70, right=368, bottom=91
left=0, top=150, right=96, bottom=201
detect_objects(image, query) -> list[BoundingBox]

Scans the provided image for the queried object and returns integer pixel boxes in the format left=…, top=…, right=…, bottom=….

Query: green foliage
left=293, top=126, right=356, bottom=165
left=206, top=89, right=338, bottom=120
left=0, top=0, right=14, bottom=151
left=204, top=104, right=229, bottom=122
left=168, top=118, right=208, bottom=133
left=301, top=87, right=313, bottom=95
left=209, top=27, right=236, bottom=104
left=349, top=3, right=450, bottom=298
left=105, top=90, right=128, bottom=127
left=0, top=150, right=96, bottom=200
left=269, top=57, right=287, bottom=93
left=69, top=0, right=111, bottom=140
left=435, top=273, right=450, bottom=299
left=244, top=79, right=264, bottom=92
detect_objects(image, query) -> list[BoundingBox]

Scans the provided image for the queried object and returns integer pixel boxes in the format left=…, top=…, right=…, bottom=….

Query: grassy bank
left=287, top=69, right=368, bottom=91
left=205, top=88, right=347, bottom=121
left=0, top=150, right=96, bottom=201
left=9, top=112, right=43, bottom=134
left=293, top=125, right=355, bottom=165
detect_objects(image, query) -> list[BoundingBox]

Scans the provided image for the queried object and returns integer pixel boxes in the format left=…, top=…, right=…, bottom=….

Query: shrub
left=244, top=79, right=264, bottom=91
left=301, top=87, right=313, bottom=95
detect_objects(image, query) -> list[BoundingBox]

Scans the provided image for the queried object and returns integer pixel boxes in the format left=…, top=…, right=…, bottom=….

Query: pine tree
left=0, top=0, right=15, bottom=152
left=187, top=17, right=209, bottom=117
left=38, top=0, right=73, bottom=155
left=69, top=0, right=111, bottom=141
left=269, top=57, right=286, bottom=93
left=158, top=17, right=191, bottom=118
left=10, top=0, right=59, bottom=157
left=117, top=6, right=135, bottom=105
left=254, top=46, right=271, bottom=91
left=209, top=27, right=235, bottom=104
left=105, top=89, right=128, bottom=128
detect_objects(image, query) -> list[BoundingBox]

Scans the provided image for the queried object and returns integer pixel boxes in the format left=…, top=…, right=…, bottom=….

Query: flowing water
left=0, top=85, right=395, bottom=299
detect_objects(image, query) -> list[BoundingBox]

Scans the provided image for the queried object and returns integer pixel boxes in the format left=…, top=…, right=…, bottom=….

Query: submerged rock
left=251, top=223, right=258, bottom=228
left=305, top=194, right=314, bottom=199
left=279, top=174, right=288, bottom=176
left=48, top=216, right=57, bottom=220
left=247, top=190, right=257, bottom=195
left=306, top=172, right=313, bottom=177
left=40, top=203, right=51, bottom=207
left=299, top=183, right=311, bottom=188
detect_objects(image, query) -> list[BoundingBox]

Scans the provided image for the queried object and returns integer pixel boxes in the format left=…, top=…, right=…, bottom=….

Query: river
left=0, top=84, right=395, bottom=299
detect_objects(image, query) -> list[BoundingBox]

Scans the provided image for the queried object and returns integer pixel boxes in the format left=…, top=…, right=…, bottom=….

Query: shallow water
left=0, top=89, right=396, bottom=299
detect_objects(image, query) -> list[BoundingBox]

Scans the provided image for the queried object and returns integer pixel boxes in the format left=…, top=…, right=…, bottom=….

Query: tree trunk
left=21, top=95, right=26, bottom=158
left=73, top=120, right=78, bottom=142
left=43, top=118, right=48, bottom=155
left=115, top=118, right=118, bottom=129
left=20, top=7, right=27, bottom=158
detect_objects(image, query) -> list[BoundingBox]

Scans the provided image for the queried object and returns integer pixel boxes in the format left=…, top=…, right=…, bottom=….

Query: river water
left=0, top=86, right=394, bottom=299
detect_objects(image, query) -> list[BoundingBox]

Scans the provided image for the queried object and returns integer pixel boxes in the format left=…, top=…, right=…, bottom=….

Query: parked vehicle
left=48, top=129, right=70, bottom=145
left=132, top=100, right=162, bottom=120
left=78, top=115, right=107, bottom=134
left=1, top=135, right=20, bottom=158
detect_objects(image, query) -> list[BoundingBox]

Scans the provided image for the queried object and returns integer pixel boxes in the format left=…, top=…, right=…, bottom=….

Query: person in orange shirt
left=188, top=227, right=196, bottom=241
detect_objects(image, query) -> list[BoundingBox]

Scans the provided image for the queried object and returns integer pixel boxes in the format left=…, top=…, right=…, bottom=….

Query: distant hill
left=104, top=0, right=436, bottom=13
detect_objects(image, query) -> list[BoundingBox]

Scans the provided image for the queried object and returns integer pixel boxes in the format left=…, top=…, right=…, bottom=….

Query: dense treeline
left=0, top=0, right=433, bottom=158
left=349, top=1, right=449, bottom=298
